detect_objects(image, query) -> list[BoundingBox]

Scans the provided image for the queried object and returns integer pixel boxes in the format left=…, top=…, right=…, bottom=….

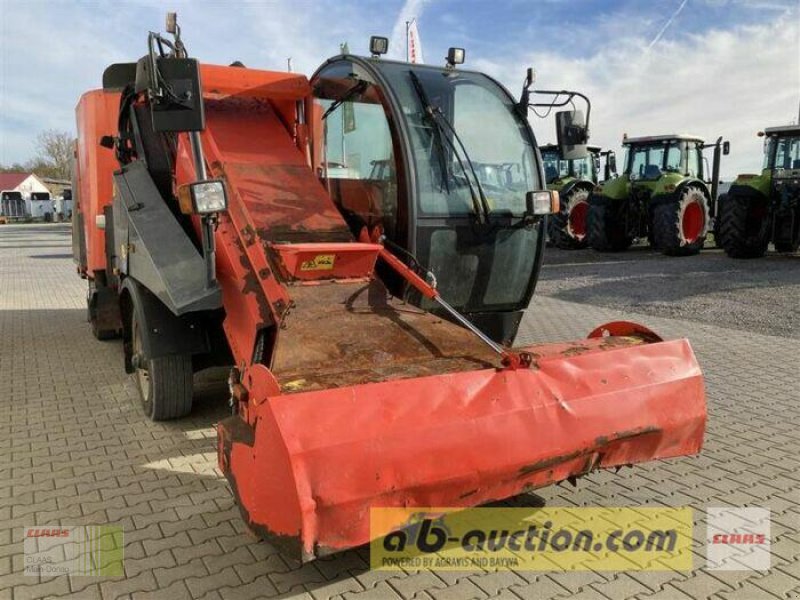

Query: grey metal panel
left=113, top=161, right=221, bottom=315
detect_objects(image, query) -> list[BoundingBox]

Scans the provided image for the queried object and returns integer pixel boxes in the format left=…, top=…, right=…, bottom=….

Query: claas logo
left=26, top=528, right=71, bottom=538
left=711, top=533, right=766, bottom=545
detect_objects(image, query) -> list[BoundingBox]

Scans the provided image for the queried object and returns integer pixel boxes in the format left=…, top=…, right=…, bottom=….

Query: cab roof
left=764, top=125, right=800, bottom=136
left=622, top=134, right=704, bottom=145
left=539, top=144, right=602, bottom=153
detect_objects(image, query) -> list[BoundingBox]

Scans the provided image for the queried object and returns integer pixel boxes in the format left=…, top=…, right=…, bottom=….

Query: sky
left=0, top=0, right=798, bottom=179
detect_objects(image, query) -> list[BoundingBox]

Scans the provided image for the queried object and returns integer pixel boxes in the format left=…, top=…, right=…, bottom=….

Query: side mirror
left=556, top=110, right=588, bottom=160
left=526, top=190, right=560, bottom=216
left=723, top=141, right=730, bottom=155
left=607, top=153, right=617, bottom=175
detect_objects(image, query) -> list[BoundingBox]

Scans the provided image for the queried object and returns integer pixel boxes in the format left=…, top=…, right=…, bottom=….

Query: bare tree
left=34, top=129, right=74, bottom=180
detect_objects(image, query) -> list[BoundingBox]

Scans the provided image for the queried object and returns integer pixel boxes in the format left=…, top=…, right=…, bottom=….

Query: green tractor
left=542, top=144, right=616, bottom=249
left=588, top=134, right=728, bottom=256
left=717, top=125, right=800, bottom=257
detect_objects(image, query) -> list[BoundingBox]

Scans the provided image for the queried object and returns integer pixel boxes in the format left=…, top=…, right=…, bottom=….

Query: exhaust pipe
left=710, top=136, right=724, bottom=219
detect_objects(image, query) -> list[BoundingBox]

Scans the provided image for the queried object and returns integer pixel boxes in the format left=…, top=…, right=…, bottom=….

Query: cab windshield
left=771, top=136, right=800, bottom=170
left=626, top=140, right=703, bottom=180
left=377, top=63, right=538, bottom=216
left=571, top=155, right=595, bottom=181
left=627, top=143, right=681, bottom=180
left=541, top=148, right=595, bottom=183
left=541, top=148, right=567, bottom=183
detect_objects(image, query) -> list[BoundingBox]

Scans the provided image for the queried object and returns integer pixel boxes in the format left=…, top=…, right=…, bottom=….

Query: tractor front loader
left=588, top=134, right=729, bottom=256
left=72, top=16, right=706, bottom=563
left=717, top=125, right=800, bottom=257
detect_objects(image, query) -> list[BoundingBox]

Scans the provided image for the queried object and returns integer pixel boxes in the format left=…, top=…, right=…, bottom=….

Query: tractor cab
left=762, top=125, right=800, bottom=177
left=311, top=53, right=551, bottom=344
left=622, top=134, right=705, bottom=185
left=540, top=144, right=600, bottom=187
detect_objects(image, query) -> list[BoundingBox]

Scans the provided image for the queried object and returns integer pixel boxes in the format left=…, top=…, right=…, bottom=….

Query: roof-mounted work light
left=446, top=47, right=465, bottom=68
left=370, top=36, right=389, bottom=57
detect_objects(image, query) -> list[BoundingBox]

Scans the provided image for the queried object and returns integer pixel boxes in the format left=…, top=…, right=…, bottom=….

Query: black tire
left=717, top=193, right=769, bottom=258
left=131, top=310, right=193, bottom=421
left=547, top=188, right=590, bottom=249
left=587, top=198, right=633, bottom=252
left=651, top=186, right=708, bottom=256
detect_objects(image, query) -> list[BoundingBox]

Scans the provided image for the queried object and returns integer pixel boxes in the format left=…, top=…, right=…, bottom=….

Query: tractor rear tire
left=717, top=193, right=769, bottom=258
left=547, top=189, right=590, bottom=249
left=587, top=199, right=633, bottom=252
left=131, top=310, right=193, bottom=421
left=652, top=186, right=709, bottom=256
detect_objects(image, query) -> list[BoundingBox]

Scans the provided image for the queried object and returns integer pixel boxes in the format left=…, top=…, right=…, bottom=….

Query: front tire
left=548, top=189, right=591, bottom=249
left=717, top=193, right=769, bottom=258
left=587, top=198, right=633, bottom=252
left=652, top=186, right=709, bottom=256
left=131, top=310, right=193, bottom=421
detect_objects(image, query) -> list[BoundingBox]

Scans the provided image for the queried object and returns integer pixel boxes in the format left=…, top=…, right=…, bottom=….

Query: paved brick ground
left=1, top=223, right=799, bottom=600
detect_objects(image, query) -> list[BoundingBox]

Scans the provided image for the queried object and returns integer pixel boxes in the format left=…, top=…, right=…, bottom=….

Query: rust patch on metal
left=560, top=344, right=592, bottom=357
left=270, top=279, right=500, bottom=392
left=518, top=426, right=662, bottom=478
left=218, top=416, right=307, bottom=565
left=595, top=426, right=660, bottom=447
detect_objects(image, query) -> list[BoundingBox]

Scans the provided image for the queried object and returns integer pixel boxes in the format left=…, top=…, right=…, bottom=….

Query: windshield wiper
left=408, top=71, right=490, bottom=222
left=322, top=79, right=368, bottom=120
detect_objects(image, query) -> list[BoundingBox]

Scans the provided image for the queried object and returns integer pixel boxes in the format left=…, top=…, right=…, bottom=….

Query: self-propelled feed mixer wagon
left=72, top=16, right=706, bottom=562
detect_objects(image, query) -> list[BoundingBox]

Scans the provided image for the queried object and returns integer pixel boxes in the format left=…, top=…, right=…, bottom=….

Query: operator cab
left=540, top=144, right=600, bottom=185
left=622, top=134, right=705, bottom=181
left=762, top=126, right=800, bottom=173
left=311, top=54, right=547, bottom=344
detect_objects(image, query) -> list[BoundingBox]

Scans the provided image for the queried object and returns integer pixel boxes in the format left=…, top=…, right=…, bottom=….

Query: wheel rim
left=681, top=200, right=705, bottom=244
left=568, top=201, right=589, bottom=239
left=132, top=317, right=151, bottom=404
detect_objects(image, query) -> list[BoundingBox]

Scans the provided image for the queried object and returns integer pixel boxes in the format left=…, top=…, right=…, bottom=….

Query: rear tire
left=131, top=310, right=193, bottom=421
left=652, top=186, right=708, bottom=256
left=717, top=193, right=769, bottom=258
left=587, top=199, right=633, bottom=252
left=548, top=189, right=590, bottom=249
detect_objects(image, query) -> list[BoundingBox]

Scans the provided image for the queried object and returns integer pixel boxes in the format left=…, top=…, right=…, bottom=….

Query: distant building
left=0, top=172, right=50, bottom=198
left=0, top=173, right=54, bottom=219
left=41, top=177, right=71, bottom=198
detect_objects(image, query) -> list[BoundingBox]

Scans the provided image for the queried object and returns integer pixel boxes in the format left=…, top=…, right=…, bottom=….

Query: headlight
left=178, top=180, right=228, bottom=215
left=526, top=190, right=560, bottom=215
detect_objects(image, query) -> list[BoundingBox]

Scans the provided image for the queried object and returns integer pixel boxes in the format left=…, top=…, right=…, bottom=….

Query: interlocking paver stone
left=2, top=225, right=798, bottom=600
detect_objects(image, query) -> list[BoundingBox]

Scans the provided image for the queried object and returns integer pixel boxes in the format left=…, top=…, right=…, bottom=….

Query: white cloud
left=390, top=0, right=428, bottom=60
left=473, top=8, right=800, bottom=179
left=0, top=0, right=797, bottom=182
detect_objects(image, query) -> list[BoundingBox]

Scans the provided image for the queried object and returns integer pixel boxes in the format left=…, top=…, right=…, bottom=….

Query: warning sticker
left=300, top=254, right=335, bottom=271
